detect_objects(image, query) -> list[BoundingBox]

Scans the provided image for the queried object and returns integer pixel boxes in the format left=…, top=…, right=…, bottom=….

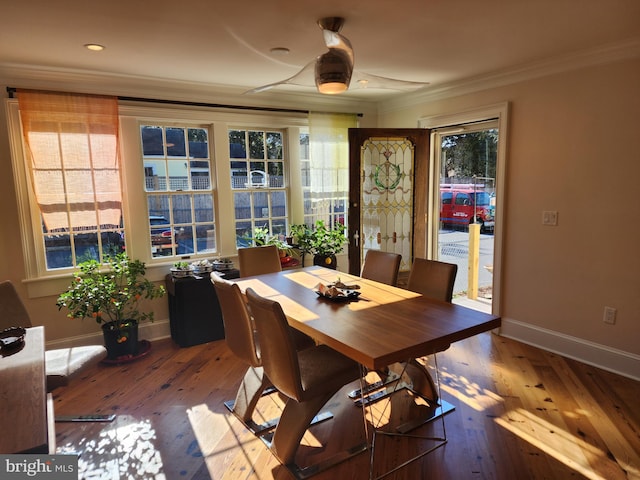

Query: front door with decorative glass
left=348, top=129, right=429, bottom=276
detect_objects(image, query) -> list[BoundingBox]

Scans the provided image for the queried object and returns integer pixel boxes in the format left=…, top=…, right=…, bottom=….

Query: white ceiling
left=1, top=0, right=639, bottom=100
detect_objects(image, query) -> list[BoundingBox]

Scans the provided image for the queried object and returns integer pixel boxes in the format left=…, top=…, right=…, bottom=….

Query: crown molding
left=0, top=63, right=379, bottom=117
left=379, top=37, right=640, bottom=114
left=3, top=37, right=638, bottom=118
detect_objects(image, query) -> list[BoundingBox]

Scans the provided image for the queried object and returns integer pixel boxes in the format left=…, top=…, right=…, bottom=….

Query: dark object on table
left=0, top=326, right=26, bottom=350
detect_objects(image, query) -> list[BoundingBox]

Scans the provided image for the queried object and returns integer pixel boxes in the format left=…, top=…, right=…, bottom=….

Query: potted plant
left=171, top=261, right=193, bottom=278
left=247, top=225, right=295, bottom=266
left=56, top=253, right=165, bottom=360
left=290, top=220, right=347, bottom=269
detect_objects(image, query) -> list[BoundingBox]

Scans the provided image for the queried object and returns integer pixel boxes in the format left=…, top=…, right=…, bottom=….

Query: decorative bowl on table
left=191, top=259, right=213, bottom=275
left=0, top=326, right=26, bottom=350
left=212, top=258, right=234, bottom=272
left=170, top=266, right=194, bottom=278
left=314, top=283, right=361, bottom=301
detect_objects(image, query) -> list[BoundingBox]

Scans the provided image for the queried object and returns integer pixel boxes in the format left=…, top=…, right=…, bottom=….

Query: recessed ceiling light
left=84, top=44, right=105, bottom=52
left=270, top=47, right=290, bottom=56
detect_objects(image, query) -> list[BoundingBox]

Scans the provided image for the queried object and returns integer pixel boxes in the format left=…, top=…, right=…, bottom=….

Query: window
left=300, top=133, right=348, bottom=230
left=301, top=113, right=356, bottom=231
left=455, top=192, right=471, bottom=206
left=9, top=94, right=307, bottom=282
left=16, top=91, right=124, bottom=271
left=141, top=125, right=216, bottom=258
left=229, top=129, right=287, bottom=247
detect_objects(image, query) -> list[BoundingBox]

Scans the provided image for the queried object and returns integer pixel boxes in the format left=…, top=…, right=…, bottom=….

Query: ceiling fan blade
left=243, top=61, right=316, bottom=94
left=246, top=16, right=428, bottom=95
left=351, top=71, right=429, bottom=91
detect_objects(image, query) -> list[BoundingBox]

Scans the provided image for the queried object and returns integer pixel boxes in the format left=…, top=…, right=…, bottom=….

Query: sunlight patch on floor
left=58, top=417, right=166, bottom=480
left=495, top=408, right=615, bottom=480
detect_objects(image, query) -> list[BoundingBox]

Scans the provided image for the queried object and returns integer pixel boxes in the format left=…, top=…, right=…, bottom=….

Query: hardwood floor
left=53, top=332, right=640, bottom=479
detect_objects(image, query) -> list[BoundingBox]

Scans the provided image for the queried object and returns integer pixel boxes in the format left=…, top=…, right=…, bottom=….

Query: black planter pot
left=313, top=254, right=337, bottom=270
left=102, top=320, right=139, bottom=360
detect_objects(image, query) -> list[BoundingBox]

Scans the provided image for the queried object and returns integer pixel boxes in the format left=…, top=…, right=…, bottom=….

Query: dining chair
left=354, top=258, right=459, bottom=421
left=360, top=249, right=402, bottom=286
left=211, top=273, right=315, bottom=436
left=380, top=258, right=459, bottom=432
left=353, top=250, right=402, bottom=400
left=407, top=258, right=458, bottom=302
left=237, top=245, right=282, bottom=277
left=245, top=287, right=366, bottom=478
left=211, top=273, right=270, bottom=433
left=0, top=280, right=106, bottom=393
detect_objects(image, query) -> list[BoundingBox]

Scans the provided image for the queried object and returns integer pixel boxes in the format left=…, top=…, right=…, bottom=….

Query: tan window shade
left=17, top=90, right=122, bottom=233
left=309, top=112, right=357, bottom=197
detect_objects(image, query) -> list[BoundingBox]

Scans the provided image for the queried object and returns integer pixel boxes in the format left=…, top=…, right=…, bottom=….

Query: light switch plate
left=542, top=211, right=558, bottom=226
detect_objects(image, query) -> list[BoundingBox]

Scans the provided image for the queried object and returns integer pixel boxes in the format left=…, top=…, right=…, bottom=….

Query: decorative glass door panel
left=348, top=128, right=429, bottom=276
left=361, top=137, right=414, bottom=272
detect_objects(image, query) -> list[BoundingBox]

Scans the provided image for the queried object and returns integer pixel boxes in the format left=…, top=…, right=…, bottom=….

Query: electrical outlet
left=542, top=211, right=558, bottom=226
left=603, top=306, right=616, bottom=325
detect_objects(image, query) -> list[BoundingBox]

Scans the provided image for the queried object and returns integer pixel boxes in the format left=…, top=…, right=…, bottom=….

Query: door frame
left=419, top=102, right=509, bottom=315
left=347, top=128, right=430, bottom=275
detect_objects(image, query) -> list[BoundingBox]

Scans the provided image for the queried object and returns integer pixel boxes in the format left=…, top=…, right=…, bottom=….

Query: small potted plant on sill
left=56, top=253, right=165, bottom=361
left=290, top=220, right=347, bottom=270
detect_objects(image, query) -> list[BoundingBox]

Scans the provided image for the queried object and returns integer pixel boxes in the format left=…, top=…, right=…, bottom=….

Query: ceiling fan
left=245, top=17, right=429, bottom=95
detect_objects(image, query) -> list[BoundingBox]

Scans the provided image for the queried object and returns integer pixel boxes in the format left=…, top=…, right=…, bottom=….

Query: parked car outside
left=440, top=184, right=495, bottom=233
left=149, top=216, right=175, bottom=256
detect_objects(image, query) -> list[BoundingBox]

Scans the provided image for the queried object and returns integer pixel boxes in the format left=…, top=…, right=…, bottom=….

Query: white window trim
left=418, top=102, right=509, bottom=316
left=6, top=98, right=308, bottom=296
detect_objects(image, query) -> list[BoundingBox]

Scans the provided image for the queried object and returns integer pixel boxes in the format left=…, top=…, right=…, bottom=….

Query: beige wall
left=0, top=56, right=638, bottom=377
left=378, top=58, right=640, bottom=358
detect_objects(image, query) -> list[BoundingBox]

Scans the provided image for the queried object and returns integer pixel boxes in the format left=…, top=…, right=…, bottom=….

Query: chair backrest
left=360, top=250, right=402, bottom=286
left=407, top=258, right=458, bottom=302
left=0, top=280, right=33, bottom=330
left=211, top=273, right=261, bottom=367
left=237, top=245, right=282, bottom=277
left=245, top=287, right=303, bottom=401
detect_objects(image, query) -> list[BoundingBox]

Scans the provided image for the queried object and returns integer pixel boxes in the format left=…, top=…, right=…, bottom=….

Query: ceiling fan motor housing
left=315, top=49, right=353, bottom=94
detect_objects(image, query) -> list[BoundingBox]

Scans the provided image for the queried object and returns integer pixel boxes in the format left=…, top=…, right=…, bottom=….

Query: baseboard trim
left=47, top=317, right=639, bottom=382
left=499, top=318, right=640, bottom=381
left=46, top=318, right=172, bottom=349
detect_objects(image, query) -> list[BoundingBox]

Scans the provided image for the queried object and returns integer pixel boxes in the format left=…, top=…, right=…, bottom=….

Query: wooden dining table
left=234, top=266, right=501, bottom=371
left=233, top=266, right=502, bottom=478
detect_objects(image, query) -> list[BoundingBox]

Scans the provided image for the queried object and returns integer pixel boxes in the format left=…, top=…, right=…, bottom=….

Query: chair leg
left=269, top=392, right=334, bottom=465
left=224, top=366, right=278, bottom=436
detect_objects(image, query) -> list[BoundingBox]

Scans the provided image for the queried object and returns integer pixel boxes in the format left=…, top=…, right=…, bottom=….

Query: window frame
left=140, top=123, right=217, bottom=259
left=7, top=98, right=308, bottom=294
left=228, top=127, right=290, bottom=248
left=299, top=129, right=349, bottom=231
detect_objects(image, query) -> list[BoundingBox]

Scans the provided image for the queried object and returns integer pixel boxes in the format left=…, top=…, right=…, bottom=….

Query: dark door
left=348, top=128, right=430, bottom=276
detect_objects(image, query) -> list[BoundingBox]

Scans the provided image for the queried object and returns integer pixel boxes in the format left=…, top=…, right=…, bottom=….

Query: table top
left=234, top=266, right=501, bottom=370
left=0, top=326, right=48, bottom=453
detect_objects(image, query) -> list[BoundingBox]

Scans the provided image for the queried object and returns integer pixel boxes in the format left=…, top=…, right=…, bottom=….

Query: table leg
left=363, top=355, right=450, bottom=480
left=354, top=360, right=438, bottom=407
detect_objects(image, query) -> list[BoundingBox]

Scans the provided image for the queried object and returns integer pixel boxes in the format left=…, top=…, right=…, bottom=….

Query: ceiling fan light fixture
left=315, top=50, right=352, bottom=95
left=317, top=81, right=348, bottom=95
